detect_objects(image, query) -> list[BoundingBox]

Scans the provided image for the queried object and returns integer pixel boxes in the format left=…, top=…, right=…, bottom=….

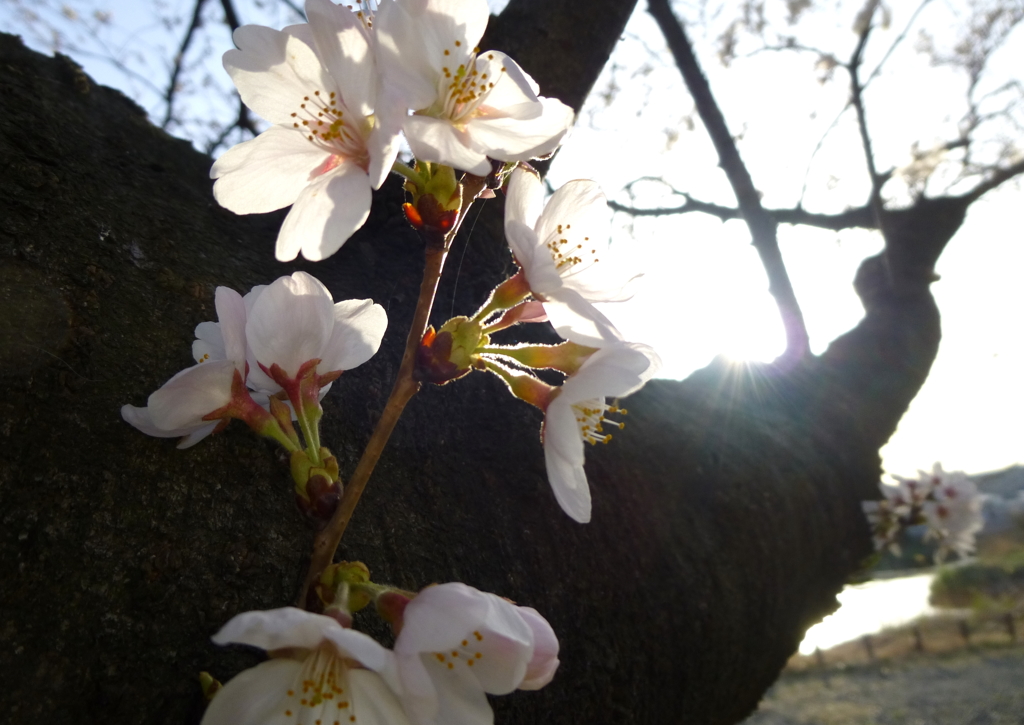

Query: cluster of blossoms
left=212, top=0, right=574, bottom=262
left=863, top=463, right=984, bottom=562
left=123, top=0, right=660, bottom=721
left=201, top=577, right=558, bottom=725
left=122, top=271, right=387, bottom=516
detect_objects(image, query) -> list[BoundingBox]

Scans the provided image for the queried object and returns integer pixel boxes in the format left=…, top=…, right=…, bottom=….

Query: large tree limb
left=647, top=0, right=810, bottom=360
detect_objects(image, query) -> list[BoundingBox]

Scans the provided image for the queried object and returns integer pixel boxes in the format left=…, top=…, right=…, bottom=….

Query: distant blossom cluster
left=863, top=463, right=984, bottom=562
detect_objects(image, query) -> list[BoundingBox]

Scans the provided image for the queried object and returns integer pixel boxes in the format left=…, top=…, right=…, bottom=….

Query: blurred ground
left=743, top=644, right=1024, bottom=724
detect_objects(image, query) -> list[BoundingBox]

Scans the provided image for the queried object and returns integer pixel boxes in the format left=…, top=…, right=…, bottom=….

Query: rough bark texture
left=0, top=9, right=967, bottom=724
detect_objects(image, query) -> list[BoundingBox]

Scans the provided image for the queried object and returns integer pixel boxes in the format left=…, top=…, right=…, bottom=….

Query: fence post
left=958, top=620, right=971, bottom=646
left=1004, top=613, right=1016, bottom=642
left=862, top=634, right=875, bottom=661
left=912, top=625, right=924, bottom=653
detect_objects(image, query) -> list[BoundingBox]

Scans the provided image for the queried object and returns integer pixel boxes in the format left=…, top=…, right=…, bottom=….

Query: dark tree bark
left=0, top=0, right=995, bottom=721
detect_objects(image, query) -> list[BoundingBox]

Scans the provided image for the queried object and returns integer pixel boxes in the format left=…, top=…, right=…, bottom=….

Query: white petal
left=306, top=0, right=376, bottom=116
left=542, top=289, right=623, bottom=348
left=225, top=25, right=334, bottom=125
left=404, top=115, right=491, bottom=175
left=246, top=272, right=335, bottom=378
left=214, top=286, right=248, bottom=366
left=543, top=397, right=585, bottom=466
left=543, top=445, right=592, bottom=523
left=533, top=180, right=607, bottom=261
left=121, top=404, right=217, bottom=446
left=212, top=607, right=386, bottom=663
left=147, top=360, right=237, bottom=430
left=467, top=97, right=574, bottom=161
left=516, top=607, right=559, bottom=690
left=475, top=53, right=540, bottom=116
left=199, top=658, right=300, bottom=725
left=193, top=321, right=226, bottom=364
left=275, top=163, right=372, bottom=262
left=350, top=670, right=413, bottom=725
left=503, top=167, right=544, bottom=269
left=368, top=87, right=408, bottom=189
left=212, top=126, right=333, bottom=214
left=421, top=658, right=493, bottom=725
left=320, top=299, right=388, bottom=373
left=374, top=1, right=437, bottom=110
left=561, top=342, right=661, bottom=404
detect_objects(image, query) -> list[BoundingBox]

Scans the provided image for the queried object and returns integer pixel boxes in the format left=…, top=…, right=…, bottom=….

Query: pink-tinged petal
left=192, top=321, right=226, bottom=364
left=542, top=290, right=623, bottom=348
left=120, top=404, right=217, bottom=447
left=246, top=272, right=335, bottom=378
left=544, top=444, right=591, bottom=523
left=212, top=125, right=333, bottom=214
left=224, top=25, right=334, bottom=125
left=396, top=583, right=532, bottom=694
left=306, top=0, right=376, bottom=117
left=275, top=163, right=372, bottom=261
left=199, top=658, right=301, bottom=725
left=147, top=360, right=238, bottom=430
left=516, top=607, right=559, bottom=690
left=214, top=286, right=248, bottom=366
left=404, top=115, right=491, bottom=175
left=467, top=97, right=574, bottom=161
left=320, top=299, right=388, bottom=373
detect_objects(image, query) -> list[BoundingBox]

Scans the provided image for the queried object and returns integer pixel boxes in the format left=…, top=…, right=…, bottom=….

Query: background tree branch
left=647, top=0, right=810, bottom=361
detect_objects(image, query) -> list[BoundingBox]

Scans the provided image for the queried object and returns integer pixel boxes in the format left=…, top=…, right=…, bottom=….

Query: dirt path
left=743, top=647, right=1024, bottom=725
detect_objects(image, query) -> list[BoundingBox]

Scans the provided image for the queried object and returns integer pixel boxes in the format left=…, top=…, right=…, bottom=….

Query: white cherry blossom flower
left=375, top=0, right=574, bottom=175
left=393, top=582, right=557, bottom=725
left=121, top=286, right=247, bottom=448
left=202, top=607, right=410, bottom=725
left=244, top=271, right=387, bottom=393
left=920, top=463, right=983, bottom=561
left=543, top=342, right=660, bottom=523
left=212, top=0, right=400, bottom=261
left=504, top=167, right=639, bottom=347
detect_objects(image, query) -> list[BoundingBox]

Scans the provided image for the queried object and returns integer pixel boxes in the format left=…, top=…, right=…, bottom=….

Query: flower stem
left=297, top=173, right=488, bottom=607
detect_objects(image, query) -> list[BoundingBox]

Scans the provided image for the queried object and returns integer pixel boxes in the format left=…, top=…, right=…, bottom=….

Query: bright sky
left=4, top=0, right=1021, bottom=480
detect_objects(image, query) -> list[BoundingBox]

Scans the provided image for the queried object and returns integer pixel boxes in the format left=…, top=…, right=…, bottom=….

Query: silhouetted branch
left=161, top=0, right=210, bottom=129
left=962, top=157, right=1024, bottom=203
left=847, top=19, right=887, bottom=231
left=219, top=0, right=242, bottom=30
left=647, top=0, right=810, bottom=360
left=608, top=196, right=877, bottom=231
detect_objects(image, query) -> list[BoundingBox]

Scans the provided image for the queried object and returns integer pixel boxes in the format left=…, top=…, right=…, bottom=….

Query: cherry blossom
left=393, top=582, right=558, bottom=725
left=504, top=167, right=638, bottom=347
left=920, top=463, right=984, bottom=561
left=212, top=0, right=400, bottom=261
left=542, top=342, right=661, bottom=523
left=201, top=607, right=410, bottom=725
left=375, top=0, right=574, bottom=175
left=121, top=286, right=247, bottom=448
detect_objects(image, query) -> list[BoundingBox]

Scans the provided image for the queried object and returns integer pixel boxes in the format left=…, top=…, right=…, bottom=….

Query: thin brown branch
left=608, top=197, right=877, bottom=231
left=161, top=0, right=209, bottom=129
left=647, top=0, right=810, bottom=360
left=297, top=175, right=489, bottom=607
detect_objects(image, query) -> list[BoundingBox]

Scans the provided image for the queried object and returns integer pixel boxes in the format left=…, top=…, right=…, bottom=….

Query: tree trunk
left=0, top=12, right=963, bottom=724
